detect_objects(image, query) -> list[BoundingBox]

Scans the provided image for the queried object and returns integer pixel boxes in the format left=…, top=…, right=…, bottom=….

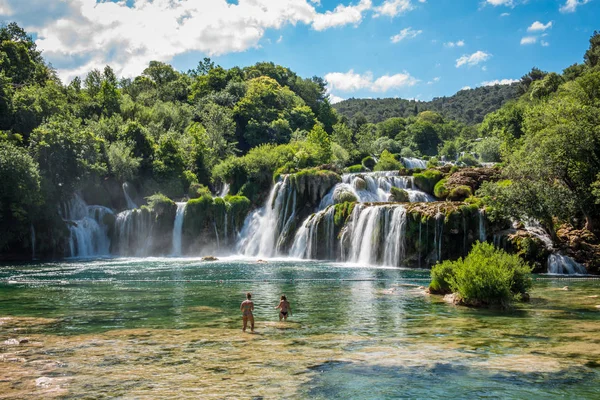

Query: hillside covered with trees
left=333, top=83, right=521, bottom=125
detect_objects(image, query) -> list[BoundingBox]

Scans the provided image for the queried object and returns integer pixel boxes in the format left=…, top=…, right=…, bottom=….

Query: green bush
left=429, top=242, right=532, bottom=307
left=429, top=260, right=454, bottom=294
left=448, top=185, right=473, bottom=201
left=413, top=169, right=443, bottom=195
left=426, top=157, right=440, bottom=169
left=434, top=178, right=449, bottom=199
left=362, top=156, right=376, bottom=170
left=457, top=153, right=480, bottom=167
left=390, top=187, right=409, bottom=202
left=346, top=164, right=364, bottom=173
left=188, top=183, right=212, bottom=199
left=374, top=150, right=402, bottom=171
left=146, top=193, right=175, bottom=212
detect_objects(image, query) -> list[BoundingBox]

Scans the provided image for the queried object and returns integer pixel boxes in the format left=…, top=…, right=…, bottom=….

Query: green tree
left=306, top=124, right=332, bottom=164
left=584, top=31, right=600, bottom=68
left=0, top=141, right=42, bottom=250
left=107, top=141, right=141, bottom=182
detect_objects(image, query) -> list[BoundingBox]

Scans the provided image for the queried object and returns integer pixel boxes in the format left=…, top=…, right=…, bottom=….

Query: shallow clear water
left=1, top=258, right=599, bottom=398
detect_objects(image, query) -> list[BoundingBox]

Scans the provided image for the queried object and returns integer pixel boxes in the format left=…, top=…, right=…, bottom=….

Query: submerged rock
left=202, top=256, right=218, bottom=262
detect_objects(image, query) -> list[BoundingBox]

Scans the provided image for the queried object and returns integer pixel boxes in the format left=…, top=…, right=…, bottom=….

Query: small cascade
left=432, top=210, right=444, bottom=263
left=524, top=220, right=554, bottom=250
left=219, top=183, right=230, bottom=198
left=30, top=224, right=36, bottom=260
left=402, top=157, right=427, bottom=169
left=547, top=254, right=587, bottom=275
left=478, top=209, right=487, bottom=242
left=113, top=209, right=154, bottom=256
left=61, top=194, right=113, bottom=258
left=237, top=175, right=297, bottom=257
left=290, top=206, right=336, bottom=260
left=171, top=202, right=187, bottom=256
left=320, top=171, right=434, bottom=208
left=123, top=182, right=137, bottom=209
left=341, top=204, right=408, bottom=267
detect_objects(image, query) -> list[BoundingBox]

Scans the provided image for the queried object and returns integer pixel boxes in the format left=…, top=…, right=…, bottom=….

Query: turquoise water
left=1, top=258, right=599, bottom=398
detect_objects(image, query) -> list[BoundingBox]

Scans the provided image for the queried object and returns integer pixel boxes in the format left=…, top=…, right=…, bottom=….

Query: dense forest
left=1, top=21, right=600, bottom=267
left=333, top=83, right=521, bottom=125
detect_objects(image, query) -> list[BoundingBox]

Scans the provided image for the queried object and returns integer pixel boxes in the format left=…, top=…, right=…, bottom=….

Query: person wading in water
left=240, top=292, right=254, bottom=333
left=275, top=295, right=292, bottom=321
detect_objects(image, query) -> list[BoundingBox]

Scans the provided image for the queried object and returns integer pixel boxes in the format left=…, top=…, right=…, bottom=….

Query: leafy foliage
left=430, top=242, right=532, bottom=307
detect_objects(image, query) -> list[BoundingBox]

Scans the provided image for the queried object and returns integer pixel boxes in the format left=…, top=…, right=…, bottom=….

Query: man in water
left=240, top=292, right=254, bottom=333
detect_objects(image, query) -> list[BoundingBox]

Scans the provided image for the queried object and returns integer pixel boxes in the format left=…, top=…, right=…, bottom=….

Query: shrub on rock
left=429, top=242, right=532, bottom=308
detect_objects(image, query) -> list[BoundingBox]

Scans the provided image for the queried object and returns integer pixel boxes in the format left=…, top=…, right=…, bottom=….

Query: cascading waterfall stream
left=61, top=194, right=113, bottom=258
left=402, top=158, right=427, bottom=169
left=123, top=182, right=137, bottom=209
left=171, top=202, right=187, bottom=256
left=547, top=254, right=588, bottom=275
left=341, top=204, right=408, bottom=267
left=30, top=224, right=36, bottom=260
left=290, top=206, right=336, bottom=260
left=479, top=209, right=486, bottom=242
left=320, top=171, right=434, bottom=208
left=237, top=176, right=297, bottom=258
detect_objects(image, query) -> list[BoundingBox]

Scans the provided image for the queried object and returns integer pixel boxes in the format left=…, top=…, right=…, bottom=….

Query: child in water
left=275, top=295, right=292, bottom=321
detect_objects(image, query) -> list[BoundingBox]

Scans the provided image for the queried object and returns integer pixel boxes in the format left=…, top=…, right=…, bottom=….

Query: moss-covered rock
left=289, top=169, right=341, bottom=207
left=413, top=170, right=444, bottom=195
left=362, top=156, right=376, bottom=170
left=434, top=178, right=449, bottom=199
left=346, top=164, right=364, bottom=173
left=390, top=187, right=409, bottom=202
left=448, top=185, right=473, bottom=201
left=334, top=202, right=356, bottom=228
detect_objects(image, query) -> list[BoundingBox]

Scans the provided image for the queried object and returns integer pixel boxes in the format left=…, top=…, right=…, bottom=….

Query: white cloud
left=390, top=27, right=422, bottom=43
left=0, top=0, right=391, bottom=82
left=456, top=51, right=491, bottom=68
left=461, top=86, right=472, bottom=91
left=481, top=78, right=519, bottom=86
left=277, top=35, right=283, bottom=44
left=373, top=0, right=415, bottom=17
left=485, top=0, right=514, bottom=6
left=528, top=21, right=552, bottom=32
left=560, top=0, right=591, bottom=13
left=445, top=40, right=465, bottom=47
left=427, top=77, right=440, bottom=84
left=328, top=93, right=345, bottom=104
left=500, top=12, right=510, bottom=17
left=312, top=0, right=372, bottom=31
left=541, top=40, right=550, bottom=47
left=520, top=36, right=537, bottom=45
left=325, top=69, right=418, bottom=92
left=0, top=0, right=12, bottom=15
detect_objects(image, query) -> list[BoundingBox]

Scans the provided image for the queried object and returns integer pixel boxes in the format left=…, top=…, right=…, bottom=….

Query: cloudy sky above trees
left=0, top=0, right=597, bottom=102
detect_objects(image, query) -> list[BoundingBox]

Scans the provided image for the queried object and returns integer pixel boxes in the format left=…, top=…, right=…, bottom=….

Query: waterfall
left=402, top=157, right=427, bottom=169
left=320, top=171, right=434, bottom=208
left=123, top=182, right=137, bottom=209
left=523, top=220, right=554, bottom=250
left=290, top=206, right=336, bottom=260
left=113, top=209, right=153, bottom=256
left=342, top=204, right=408, bottom=267
left=237, top=176, right=296, bottom=258
left=61, top=194, right=113, bottom=258
left=30, top=224, right=36, bottom=260
left=478, top=209, right=486, bottom=242
left=547, top=254, right=587, bottom=275
left=171, top=202, right=187, bottom=256
left=219, top=183, right=230, bottom=198
left=432, top=211, right=444, bottom=262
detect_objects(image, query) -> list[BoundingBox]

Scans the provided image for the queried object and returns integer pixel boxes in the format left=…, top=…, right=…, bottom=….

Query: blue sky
left=0, top=0, right=598, bottom=102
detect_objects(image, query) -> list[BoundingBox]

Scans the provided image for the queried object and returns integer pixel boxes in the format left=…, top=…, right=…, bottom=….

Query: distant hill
left=333, top=83, right=521, bottom=125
